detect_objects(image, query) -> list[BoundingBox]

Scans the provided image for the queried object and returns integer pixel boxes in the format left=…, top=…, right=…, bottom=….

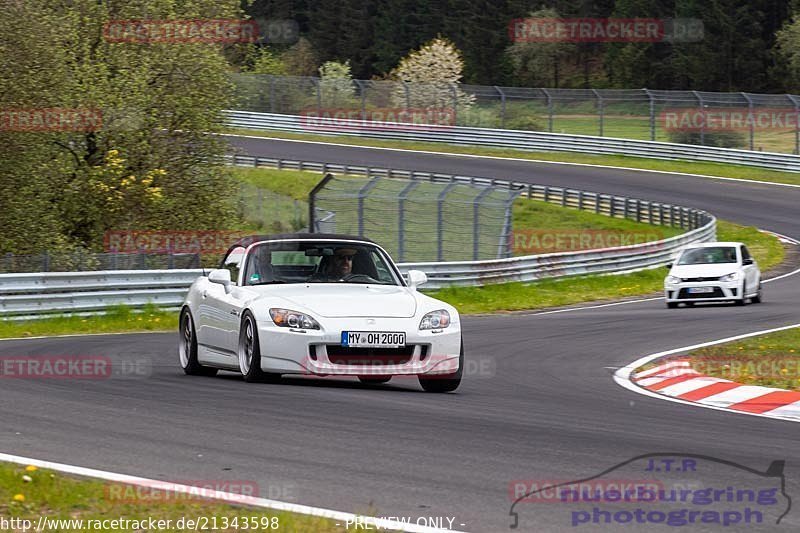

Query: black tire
left=751, top=283, right=763, bottom=304
left=358, top=376, right=392, bottom=384
left=179, top=309, right=217, bottom=377
left=239, top=311, right=280, bottom=383
left=666, top=302, right=678, bottom=309
left=418, top=338, right=463, bottom=393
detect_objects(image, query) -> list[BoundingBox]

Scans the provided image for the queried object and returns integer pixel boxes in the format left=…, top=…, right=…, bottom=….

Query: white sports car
left=179, top=234, right=463, bottom=392
left=664, top=241, right=762, bottom=308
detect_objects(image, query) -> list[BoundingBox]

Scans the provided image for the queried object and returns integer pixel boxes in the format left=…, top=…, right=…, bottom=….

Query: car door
left=197, top=246, right=246, bottom=357
left=740, top=245, right=758, bottom=292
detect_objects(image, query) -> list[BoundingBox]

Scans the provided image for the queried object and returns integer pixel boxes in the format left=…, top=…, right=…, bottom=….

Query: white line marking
left=614, top=323, right=800, bottom=423
left=221, top=132, right=800, bottom=189
left=0, top=452, right=466, bottom=533
left=0, top=331, right=172, bottom=342
left=697, top=385, right=781, bottom=408
left=657, top=376, right=728, bottom=396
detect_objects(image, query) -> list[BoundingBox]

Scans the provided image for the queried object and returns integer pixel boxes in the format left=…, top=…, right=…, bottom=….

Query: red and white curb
left=614, top=323, right=800, bottom=423
left=633, top=359, right=800, bottom=419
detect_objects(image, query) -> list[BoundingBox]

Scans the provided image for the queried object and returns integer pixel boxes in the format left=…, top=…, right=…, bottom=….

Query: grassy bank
left=683, top=326, right=800, bottom=390
left=0, top=462, right=343, bottom=532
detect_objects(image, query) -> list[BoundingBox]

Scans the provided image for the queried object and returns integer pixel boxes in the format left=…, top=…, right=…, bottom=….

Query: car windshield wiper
left=249, top=280, right=287, bottom=285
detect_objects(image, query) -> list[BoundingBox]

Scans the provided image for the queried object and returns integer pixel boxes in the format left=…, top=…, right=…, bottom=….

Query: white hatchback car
left=179, top=234, right=463, bottom=392
left=664, top=242, right=762, bottom=308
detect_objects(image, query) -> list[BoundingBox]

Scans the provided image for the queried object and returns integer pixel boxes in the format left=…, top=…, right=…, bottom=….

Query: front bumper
left=256, top=316, right=461, bottom=376
left=664, top=280, right=742, bottom=303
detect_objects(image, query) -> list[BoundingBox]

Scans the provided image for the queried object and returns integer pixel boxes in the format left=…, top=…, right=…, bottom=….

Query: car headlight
left=719, top=272, right=740, bottom=282
left=419, top=310, right=450, bottom=330
left=665, top=275, right=681, bottom=284
left=269, top=308, right=320, bottom=330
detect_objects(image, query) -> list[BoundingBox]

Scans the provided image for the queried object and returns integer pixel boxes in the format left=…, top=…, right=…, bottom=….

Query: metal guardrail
left=226, top=110, right=800, bottom=172
left=1, top=158, right=715, bottom=316
left=0, top=270, right=202, bottom=317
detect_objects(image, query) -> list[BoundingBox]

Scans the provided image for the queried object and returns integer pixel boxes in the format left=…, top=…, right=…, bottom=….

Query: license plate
left=341, top=331, right=406, bottom=348
left=688, top=287, right=714, bottom=294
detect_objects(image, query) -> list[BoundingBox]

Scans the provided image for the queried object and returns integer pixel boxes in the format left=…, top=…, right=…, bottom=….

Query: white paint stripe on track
left=0, top=453, right=466, bottom=533
left=658, top=377, right=727, bottom=397
left=697, top=385, right=782, bottom=408
left=221, top=133, right=800, bottom=189
left=614, top=323, right=800, bottom=423
left=765, top=400, right=800, bottom=419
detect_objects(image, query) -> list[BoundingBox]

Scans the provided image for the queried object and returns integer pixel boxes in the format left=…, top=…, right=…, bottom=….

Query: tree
left=391, top=37, right=475, bottom=111
left=506, top=8, right=577, bottom=87
left=317, top=61, right=356, bottom=106
left=251, top=47, right=288, bottom=75
left=282, top=37, right=319, bottom=76
left=0, top=0, right=240, bottom=255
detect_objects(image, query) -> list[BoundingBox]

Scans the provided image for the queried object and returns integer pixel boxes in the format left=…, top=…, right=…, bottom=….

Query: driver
left=328, top=247, right=357, bottom=279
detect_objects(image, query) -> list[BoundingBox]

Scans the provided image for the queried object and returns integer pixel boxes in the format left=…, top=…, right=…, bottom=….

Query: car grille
left=325, top=345, right=414, bottom=366
left=681, top=277, right=720, bottom=282
left=678, top=287, right=725, bottom=299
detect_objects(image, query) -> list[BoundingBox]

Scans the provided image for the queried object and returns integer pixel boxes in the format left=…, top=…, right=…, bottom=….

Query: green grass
left=233, top=166, right=321, bottom=201
left=425, top=219, right=784, bottom=314
left=0, top=304, right=174, bottom=339
left=0, top=462, right=343, bottom=532
left=225, top=127, right=800, bottom=186
left=681, top=327, right=800, bottom=390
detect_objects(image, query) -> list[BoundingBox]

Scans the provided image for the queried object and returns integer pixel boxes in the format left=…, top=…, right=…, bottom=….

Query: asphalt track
left=2, top=137, right=800, bottom=531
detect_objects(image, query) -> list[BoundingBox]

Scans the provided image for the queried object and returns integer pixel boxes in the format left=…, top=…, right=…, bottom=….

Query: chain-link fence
left=309, top=173, right=518, bottom=262
left=232, top=73, right=800, bottom=155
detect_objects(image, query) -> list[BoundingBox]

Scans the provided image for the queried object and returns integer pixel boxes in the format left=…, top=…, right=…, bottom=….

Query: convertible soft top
left=229, top=233, right=377, bottom=250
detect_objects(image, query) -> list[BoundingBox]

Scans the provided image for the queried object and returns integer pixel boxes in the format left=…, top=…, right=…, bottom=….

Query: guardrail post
left=451, top=83, right=459, bottom=125
left=742, top=92, right=755, bottom=151
left=592, top=89, right=604, bottom=136
left=397, top=181, right=419, bottom=262
left=560, top=188, right=567, bottom=207
left=437, top=180, right=459, bottom=261
left=474, top=186, right=495, bottom=260
left=527, top=183, right=532, bottom=199
left=788, top=94, right=800, bottom=155
left=644, top=89, right=655, bottom=141
left=357, top=176, right=382, bottom=237
left=543, top=186, right=550, bottom=203
left=609, top=196, right=616, bottom=218
left=623, top=198, right=629, bottom=220
left=269, top=75, right=276, bottom=113
left=314, top=78, right=321, bottom=115
left=495, top=86, right=506, bottom=128
left=594, top=194, right=601, bottom=214
left=577, top=190, right=583, bottom=210
left=634, top=199, right=641, bottom=222
left=356, top=79, right=367, bottom=121
left=542, top=88, right=553, bottom=132
left=692, top=90, right=705, bottom=146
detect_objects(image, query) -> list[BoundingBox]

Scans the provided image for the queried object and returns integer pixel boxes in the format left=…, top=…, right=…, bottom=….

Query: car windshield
left=241, top=241, right=401, bottom=286
left=677, top=246, right=738, bottom=265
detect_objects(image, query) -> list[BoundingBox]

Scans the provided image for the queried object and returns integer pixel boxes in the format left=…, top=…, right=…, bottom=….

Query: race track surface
left=2, top=137, right=799, bottom=531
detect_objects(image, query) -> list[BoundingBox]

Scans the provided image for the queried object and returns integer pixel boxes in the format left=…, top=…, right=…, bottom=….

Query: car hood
left=251, top=284, right=418, bottom=318
left=669, top=264, right=740, bottom=278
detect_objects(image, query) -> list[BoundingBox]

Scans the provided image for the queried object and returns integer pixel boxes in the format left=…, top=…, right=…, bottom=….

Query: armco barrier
left=226, top=110, right=800, bottom=172
left=0, top=159, right=715, bottom=316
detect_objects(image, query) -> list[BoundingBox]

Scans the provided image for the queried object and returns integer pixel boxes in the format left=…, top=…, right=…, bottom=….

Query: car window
left=677, top=246, right=738, bottom=265
left=242, top=241, right=401, bottom=285
left=741, top=246, right=752, bottom=261
left=220, top=246, right=246, bottom=284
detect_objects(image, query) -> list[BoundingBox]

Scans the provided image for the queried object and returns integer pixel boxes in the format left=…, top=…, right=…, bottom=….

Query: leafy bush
left=667, top=130, right=747, bottom=148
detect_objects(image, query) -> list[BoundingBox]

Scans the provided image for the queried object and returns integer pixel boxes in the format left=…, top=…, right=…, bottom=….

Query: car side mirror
left=208, top=269, right=232, bottom=293
left=665, top=263, right=672, bottom=269
left=743, top=258, right=754, bottom=265
left=407, top=270, right=427, bottom=289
